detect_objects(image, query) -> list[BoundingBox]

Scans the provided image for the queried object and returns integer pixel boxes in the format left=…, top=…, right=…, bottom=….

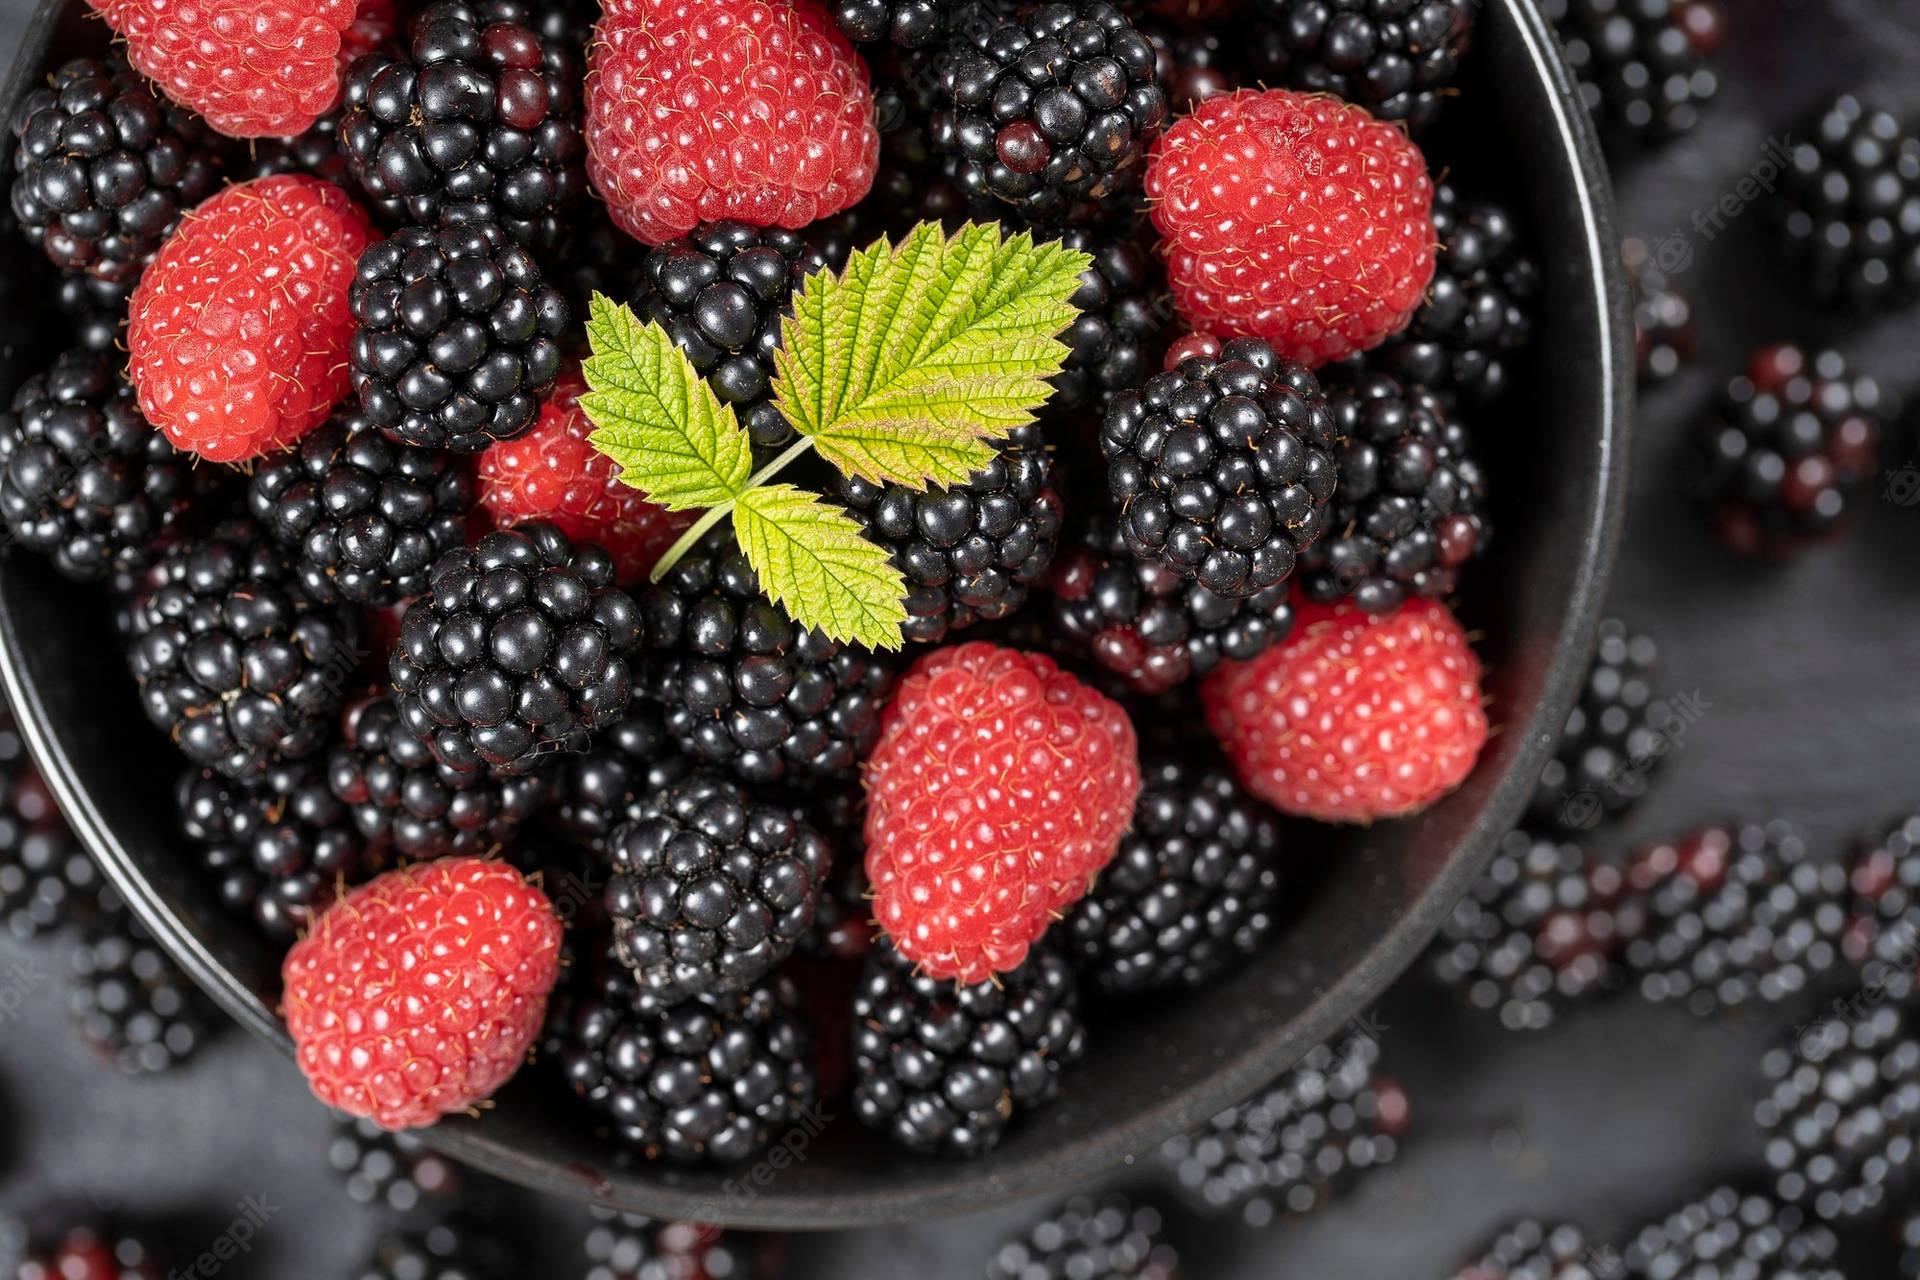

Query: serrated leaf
left=732, top=484, right=908, bottom=651
left=580, top=294, right=753, bottom=511
left=772, top=221, right=1091, bottom=489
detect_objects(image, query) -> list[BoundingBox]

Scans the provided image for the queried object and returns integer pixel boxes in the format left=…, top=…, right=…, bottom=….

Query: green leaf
left=579, top=294, right=753, bottom=512
left=732, top=484, right=908, bottom=651
left=772, top=222, right=1092, bottom=490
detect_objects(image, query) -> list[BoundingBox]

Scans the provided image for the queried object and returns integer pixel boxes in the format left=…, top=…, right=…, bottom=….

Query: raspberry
left=1145, top=88, right=1437, bottom=366
left=282, top=856, right=563, bottom=1129
left=864, top=641, right=1141, bottom=983
left=1202, top=598, right=1487, bottom=822
left=128, top=176, right=375, bottom=463
left=86, top=0, right=361, bottom=137
left=476, top=371, right=693, bottom=583
left=584, top=0, right=881, bottom=246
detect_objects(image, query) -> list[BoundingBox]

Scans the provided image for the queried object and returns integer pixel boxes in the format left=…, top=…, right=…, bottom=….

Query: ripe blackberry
left=66, top=912, right=212, bottom=1075
left=1103, top=336, right=1339, bottom=599
left=1145, top=16, right=1246, bottom=116
left=392, top=522, right=640, bottom=774
left=1050, top=224, right=1170, bottom=419
left=935, top=1, right=1169, bottom=228
left=1624, top=236, right=1697, bottom=385
left=1775, top=94, right=1920, bottom=313
left=338, top=0, right=586, bottom=246
left=1250, top=0, right=1478, bottom=132
left=1064, top=755, right=1282, bottom=995
left=1545, top=0, right=1724, bottom=147
left=1452, top=1220, right=1598, bottom=1279
left=1296, top=370, right=1488, bottom=614
left=1842, top=812, right=1920, bottom=1005
left=831, top=0, right=969, bottom=46
left=328, top=1116, right=464, bottom=1212
left=357, top=1219, right=518, bottom=1280
left=640, top=532, right=894, bottom=784
left=1624, top=822, right=1849, bottom=1019
left=851, top=940, right=1086, bottom=1156
left=55, top=271, right=134, bottom=354
left=545, top=704, right=692, bottom=849
left=125, top=519, right=360, bottom=782
left=1531, top=618, right=1667, bottom=832
left=1158, top=1024, right=1407, bottom=1225
left=605, top=771, right=832, bottom=1001
left=987, top=1195, right=1180, bottom=1280
left=240, top=113, right=351, bottom=187
left=1695, top=344, right=1885, bottom=557
left=8, top=56, right=223, bottom=286
left=1049, top=516, right=1297, bottom=695
left=1622, top=1188, right=1843, bottom=1280
left=0, top=347, right=207, bottom=582
left=835, top=421, right=1064, bottom=644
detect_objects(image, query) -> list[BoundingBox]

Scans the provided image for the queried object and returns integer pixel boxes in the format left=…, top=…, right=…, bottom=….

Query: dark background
left=3, top=0, right=1920, bottom=1275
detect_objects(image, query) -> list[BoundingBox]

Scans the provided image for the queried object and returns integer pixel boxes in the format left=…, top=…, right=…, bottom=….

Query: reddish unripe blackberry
left=988, top=1195, right=1180, bottom=1280
left=1775, top=94, right=1920, bottom=313
left=1251, top=0, right=1478, bottom=132
left=13, top=1223, right=167, bottom=1280
left=1546, top=0, right=1725, bottom=146
left=1623, top=236, right=1697, bottom=384
left=1532, top=618, right=1667, bottom=832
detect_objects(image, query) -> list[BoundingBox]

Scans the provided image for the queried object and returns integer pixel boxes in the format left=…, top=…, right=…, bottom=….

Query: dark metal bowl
left=0, top=0, right=1631, bottom=1230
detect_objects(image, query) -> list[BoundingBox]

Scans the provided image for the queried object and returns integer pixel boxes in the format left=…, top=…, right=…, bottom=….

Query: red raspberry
left=86, top=0, right=360, bottom=137
left=864, top=642, right=1140, bottom=984
left=1145, top=88, right=1437, bottom=366
left=476, top=370, right=694, bottom=582
left=128, top=176, right=374, bottom=464
left=283, top=857, right=563, bottom=1130
left=585, top=0, right=880, bottom=246
left=1202, top=598, right=1486, bottom=822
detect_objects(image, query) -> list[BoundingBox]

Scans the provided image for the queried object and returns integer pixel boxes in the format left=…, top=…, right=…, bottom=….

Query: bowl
left=0, top=0, right=1632, bottom=1230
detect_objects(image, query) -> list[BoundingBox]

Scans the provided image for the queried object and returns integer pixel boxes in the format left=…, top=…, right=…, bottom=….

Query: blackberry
left=1775, top=94, right=1920, bottom=313
left=550, top=214, right=648, bottom=326
left=1623, top=822, right=1849, bottom=1019
left=987, top=1195, right=1180, bottom=1280
left=240, top=113, right=351, bottom=186
left=1145, top=16, right=1246, bottom=115
left=1545, top=0, right=1724, bottom=147
left=1297, top=370, right=1488, bottom=613
left=1363, top=183, right=1538, bottom=403
left=835, top=421, right=1064, bottom=644
left=583, top=1214, right=770, bottom=1280
left=1530, top=618, right=1667, bottom=832
left=12, top=1223, right=167, bottom=1280
left=851, top=940, right=1085, bottom=1156
left=246, top=411, right=474, bottom=607
left=640, top=532, right=894, bottom=784
left=125, top=519, right=360, bottom=781
left=1104, top=337, right=1339, bottom=598
left=935, top=1, right=1169, bottom=229
left=0, top=347, right=208, bottom=582
left=66, top=912, right=212, bottom=1075
left=544, top=704, right=692, bottom=849
left=8, top=56, right=223, bottom=285
left=1065, top=755, right=1282, bottom=995
left=0, top=823, right=105, bottom=943
left=338, top=0, right=586, bottom=246
left=1049, top=224, right=1169, bottom=419
left=356, top=1219, right=517, bottom=1280
left=1842, top=812, right=1920, bottom=1005
left=605, top=771, right=831, bottom=1001
left=1622, top=1188, right=1844, bottom=1279
left=1157, top=1025, right=1406, bottom=1225
left=1695, top=344, right=1885, bottom=558
left=1623, top=236, right=1697, bottom=385
left=831, top=0, right=969, bottom=46
left=328, top=1116, right=464, bottom=1212
left=1453, top=1220, right=1599, bottom=1279
left=392, top=522, right=640, bottom=774
left=1250, top=0, right=1478, bottom=132
left=55, top=271, right=135, bottom=354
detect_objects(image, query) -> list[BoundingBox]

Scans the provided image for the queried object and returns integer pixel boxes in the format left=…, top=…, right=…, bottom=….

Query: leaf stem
left=647, top=436, right=820, bottom=583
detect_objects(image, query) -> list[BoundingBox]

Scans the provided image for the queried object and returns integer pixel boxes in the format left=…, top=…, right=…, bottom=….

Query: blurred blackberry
left=1775, top=94, right=1920, bottom=313
left=544, top=703, right=692, bottom=849
left=0, top=823, right=105, bottom=943
left=550, top=214, right=648, bottom=325
left=1049, top=224, right=1169, bottom=419
left=1843, top=812, right=1920, bottom=1004
left=935, top=1, right=1169, bottom=229
left=1623, top=1187, right=1844, bottom=1279
left=239, top=113, right=351, bottom=186
left=1065, top=755, right=1282, bottom=995
left=1104, top=336, right=1339, bottom=599
left=328, top=1116, right=464, bottom=1212
left=1695, top=344, right=1885, bottom=558
left=1531, top=618, right=1667, bottom=832
left=1623, top=821, right=1849, bottom=1019
left=66, top=912, right=212, bottom=1075
left=1452, top=1220, right=1599, bottom=1279
left=852, top=940, right=1085, bottom=1156
left=54, top=271, right=133, bottom=354
left=582, top=1213, right=774, bottom=1280
left=1145, top=15, right=1246, bottom=115
left=356, top=1218, right=517, bottom=1280
left=1297, top=370, right=1487, bottom=614
left=1545, top=0, right=1724, bottom=146
left=125, top=518, right=359, bottom=781
left=1158, top=1024, right=1407, bottom=1225
left=338, top=0, right=586, bottom=246
left=8, top=56, right=223, bottom=285
left=1250, top=0, right=1478, bottom=132
left=987, top=1195, right=1179, bottom=1280
left=12, top=1223, right=166, bottom=1280
left=349, top=219, right=569, bottom=454
left=640, top=532, right=893, bottom=784
left=0, top=347, right=206, bottom=582
left=1623, top=236, right=1697, bottom=385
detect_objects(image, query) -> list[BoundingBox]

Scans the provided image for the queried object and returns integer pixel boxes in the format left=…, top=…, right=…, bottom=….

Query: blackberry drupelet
left=240, top=113, right=351, bottom=186
left=1297, top=370, right=1487, bottom=613
left=1145, top=15, right=1245, bottom=115
left=1624, top=236, right=1697, bottom=385
left=1530, top=618, right=1667, bottom=832
left=1103, top=336, right=1339, bottom=599
left=67, top=912, right=211, bottom=1075
left=125, top=519, right=360, bottom=781
left=56, top=271, right=134, bottom=354
left=987, top=1195, right=1180, bottom=1280
left=328, top=1116, right=464, bottom=1212
left=836, top=421, right=1064, bottom=644
left=8, top=56, right=223, bottom=285
left=1250, top=0, right=1478, bottom=132
left=392, top=522, right=639, bottom=774
left=640, top=532, right=894, bottom=784
left=545, top=703, right=692, bottom=849
left=1843, top=812, right=1920, bottom=1004
left=832, top=0, right=972, bottom=46
left=851, top=940, right=1086, bottom=1156
left=247, top=411, right=474, bottom=607
left=605, top=771, right=832, bottom=1001
left=1065, top=755, right=1282, bottom=995
left=0, top=347, right=207, bottom=582
left=356, top=1219, right=518, bottom=1280
left=338, top=0, right=586, bottom=245
left=1695, top=344, right=1884, bottom=557
left=1623, top=1187, right=1844, bottom=1279
left=1545, top=0, right=1724, bottom=147
left=936, top=1, right=1169, bottom=228
left=1452, top=1220, right=1598, bottom=1279
left=1775, top=94, right=1920, bottom=312
left=1049, top=224, right=1169, bottom=418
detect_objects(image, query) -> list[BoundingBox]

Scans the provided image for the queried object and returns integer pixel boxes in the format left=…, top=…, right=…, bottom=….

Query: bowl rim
left=0, top=0, right=1633, bottom=1230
